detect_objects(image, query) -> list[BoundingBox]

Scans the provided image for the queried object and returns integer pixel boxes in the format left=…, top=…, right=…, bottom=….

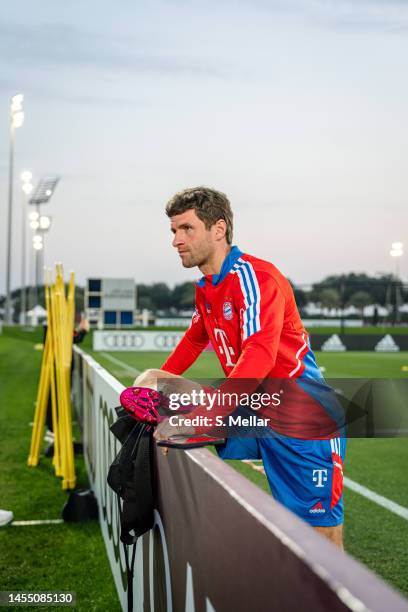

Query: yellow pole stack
left=27, top=321, right=52, bottom=467
left=48, top=274, right=61, bottom=477
left=28, top=264, right=77, bottom=490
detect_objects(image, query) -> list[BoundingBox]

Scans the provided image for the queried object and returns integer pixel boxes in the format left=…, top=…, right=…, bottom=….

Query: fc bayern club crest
left=222, top=300, right=233, bottom=321
left=192, top=308, right=201, bottom=324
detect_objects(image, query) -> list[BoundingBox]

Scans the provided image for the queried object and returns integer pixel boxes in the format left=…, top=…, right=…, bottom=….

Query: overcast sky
left=1, top=0, right=407, bottom=293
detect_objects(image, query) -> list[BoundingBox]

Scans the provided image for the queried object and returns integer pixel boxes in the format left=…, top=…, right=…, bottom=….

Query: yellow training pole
left=27, top=268, right=52, bottom=466
left=63, top=272, right=76, bottom=487
left=53, top=265, right=68, bottom=485
left=27, top=337, right=51, bottom=466
left=54, top=264, right=76, bottom=489
left=45, top=272, right=61, bottom=476
left=27, top=263, right=77, bottom=489
left=49, top=276, right=63, bottom=476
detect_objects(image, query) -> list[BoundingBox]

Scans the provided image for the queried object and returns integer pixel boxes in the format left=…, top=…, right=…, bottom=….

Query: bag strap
left=130, top=422, right=147, bottom=459
left=117, top=495, right=138, bottom=612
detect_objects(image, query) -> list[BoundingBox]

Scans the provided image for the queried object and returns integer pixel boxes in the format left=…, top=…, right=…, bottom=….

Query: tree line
left=1, top=273, right=406, bottom=319
left=138, top=273, right=407, bottom=313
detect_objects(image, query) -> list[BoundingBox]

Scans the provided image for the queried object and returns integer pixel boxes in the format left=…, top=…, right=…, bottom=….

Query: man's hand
left=153, top=417, right=195, bottom=442
left=78, top=317, right=90, bottom=332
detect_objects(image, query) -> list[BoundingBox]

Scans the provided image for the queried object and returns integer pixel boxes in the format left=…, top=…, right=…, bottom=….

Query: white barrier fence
left=73, top=348, right=135, bottom=610
left=72, top=346, right=408, bottom=612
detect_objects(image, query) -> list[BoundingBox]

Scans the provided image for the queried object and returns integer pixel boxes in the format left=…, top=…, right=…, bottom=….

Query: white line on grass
left=12, top=519, right=64, bottom=526
left=100, top=352, right=140, bottom=377
left=343, top=477, right=408, bottom=521
left=242, top=460, right=408, bottom=521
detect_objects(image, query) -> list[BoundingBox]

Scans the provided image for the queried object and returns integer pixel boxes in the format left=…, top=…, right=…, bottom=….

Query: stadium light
left=390, top=241, right=404, bottom=278
left=33, top=234, right=43, bottom=251
left=390, top=242, right=403, bottom=258
left=11, top=94, right=24, bottom=128
left=20, top=170, right=34, bottom=326
left=21, top=170, right=32, bottom=183
left=39, top=215, right=51, bottom=231
left=389, top=242, right=404, bottom=324
left=35, top=216, right=52, bottom=292
left=29, top=176, right=60, bottom=306
left=5, top=93, right=25, bottom=324
left=28, top=211, right=39, bottom=221
left=29, top=176, right=60, bottom=206
left=22, top=182, right=33, bottom=195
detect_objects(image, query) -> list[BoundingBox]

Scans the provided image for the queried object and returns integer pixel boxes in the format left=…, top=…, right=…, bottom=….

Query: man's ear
left=214, top=219, right=227, bottom=241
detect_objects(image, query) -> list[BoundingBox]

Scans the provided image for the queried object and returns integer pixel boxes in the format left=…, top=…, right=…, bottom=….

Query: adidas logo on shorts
left=309, top=501, right=325, bottom=514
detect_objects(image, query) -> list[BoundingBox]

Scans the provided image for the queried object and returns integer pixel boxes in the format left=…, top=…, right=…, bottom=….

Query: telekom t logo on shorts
left=214, top=328, right=235, bottom=367
left=312, top=469, right=328, bottom=488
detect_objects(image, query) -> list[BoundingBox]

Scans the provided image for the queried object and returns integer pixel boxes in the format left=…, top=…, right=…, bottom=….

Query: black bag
left=62, top=488, right=98, bottom=522
left=107, top=406, right=155, bottom=612
left=108, top=406, right=155, bottom=544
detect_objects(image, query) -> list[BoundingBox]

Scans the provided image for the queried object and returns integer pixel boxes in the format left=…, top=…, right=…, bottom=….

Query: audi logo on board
left=154, top=334, right=184, bottom=349
left=95, top=331, right=184, bottom=351
left=102, top=333, right=145, bottom=349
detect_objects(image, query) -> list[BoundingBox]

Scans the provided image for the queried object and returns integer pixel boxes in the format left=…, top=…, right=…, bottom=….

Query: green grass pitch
left=89, top=342, right=408, bottom=597
left=0, top=326, right=407, bottom=604
left=0, top=328, right=121, bottom=612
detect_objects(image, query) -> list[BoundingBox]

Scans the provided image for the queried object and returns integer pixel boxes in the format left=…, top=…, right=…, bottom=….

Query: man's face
left=170, top=209, right=216, bottom=269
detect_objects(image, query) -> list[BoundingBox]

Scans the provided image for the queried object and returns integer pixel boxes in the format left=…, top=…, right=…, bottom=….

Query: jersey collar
left=197, top=245, right=243, bottom=287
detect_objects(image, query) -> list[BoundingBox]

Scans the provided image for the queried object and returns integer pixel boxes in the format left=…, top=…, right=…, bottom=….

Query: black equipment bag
left=107, top=406, right=155, bottom=544
left=107, top=406, right=155, bottom=612
left=62, top=488, right=98, bottom=522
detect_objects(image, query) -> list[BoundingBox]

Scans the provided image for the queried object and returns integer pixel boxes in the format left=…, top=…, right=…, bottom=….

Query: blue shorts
left=217, top=434, right=346, bottom=527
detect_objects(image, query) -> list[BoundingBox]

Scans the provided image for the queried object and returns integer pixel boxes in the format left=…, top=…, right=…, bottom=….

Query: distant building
left=26, top=305, right=47, bottom=326
left=85, top=278, right=136, bottom=328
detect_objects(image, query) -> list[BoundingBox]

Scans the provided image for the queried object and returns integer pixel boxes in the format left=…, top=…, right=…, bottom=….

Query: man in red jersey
left=134, top=187, right=345, bottom=548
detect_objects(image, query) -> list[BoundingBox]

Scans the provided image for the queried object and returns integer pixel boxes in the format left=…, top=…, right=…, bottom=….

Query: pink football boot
left=119, top=387, right=166, bottom=425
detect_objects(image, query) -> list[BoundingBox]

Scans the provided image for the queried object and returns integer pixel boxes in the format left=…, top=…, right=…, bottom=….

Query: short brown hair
left=165, top=186, right=233, bottom=244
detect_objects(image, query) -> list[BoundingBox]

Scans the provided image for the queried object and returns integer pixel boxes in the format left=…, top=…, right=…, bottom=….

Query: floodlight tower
left=20, top=171, right=33, bottom=325
left=35, top=214, right=52, bottom=286
left=29, top=176, right=60, bottom=306
left=390, top=242, right=404, bottom=279
left=5, top=94, right=25, bottom=324
left=390, top=242, right=404, bottom=325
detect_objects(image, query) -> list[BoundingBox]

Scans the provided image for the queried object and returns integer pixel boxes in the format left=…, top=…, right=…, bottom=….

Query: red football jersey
left=161, top=247, right=341, bottom=437
left=162, top=246, right=320, bottom=380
